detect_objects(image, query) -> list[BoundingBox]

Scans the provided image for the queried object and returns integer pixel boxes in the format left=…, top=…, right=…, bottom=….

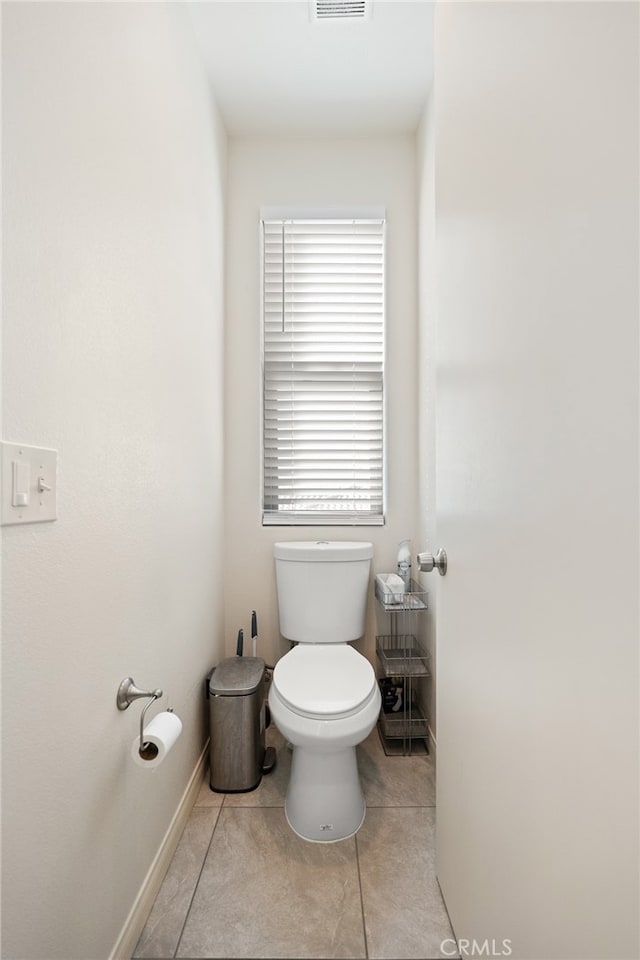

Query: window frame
left=259, top=207, right=386, bottom=527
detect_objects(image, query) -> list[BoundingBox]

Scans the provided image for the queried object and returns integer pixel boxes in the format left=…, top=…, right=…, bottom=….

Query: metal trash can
left=207, top=656, right=266, bottom=793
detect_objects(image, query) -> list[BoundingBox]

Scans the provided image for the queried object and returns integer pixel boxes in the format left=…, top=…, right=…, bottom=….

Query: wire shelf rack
left=374, top=574, right=430, bottom=756
left=376, top=634, right=431, bottom=677
left=374, top=575, right=428, bottom=612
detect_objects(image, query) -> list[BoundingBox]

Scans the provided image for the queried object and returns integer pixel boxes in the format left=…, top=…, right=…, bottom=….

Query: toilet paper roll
left=131, top=711, right=182, bottom=769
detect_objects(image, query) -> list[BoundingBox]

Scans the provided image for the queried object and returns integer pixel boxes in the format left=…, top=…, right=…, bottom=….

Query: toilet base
left=285, top=744, right=366, bottom=842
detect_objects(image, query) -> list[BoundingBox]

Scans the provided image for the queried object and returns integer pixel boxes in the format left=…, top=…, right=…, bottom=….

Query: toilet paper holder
left=117, top=677, right=164, bottom=754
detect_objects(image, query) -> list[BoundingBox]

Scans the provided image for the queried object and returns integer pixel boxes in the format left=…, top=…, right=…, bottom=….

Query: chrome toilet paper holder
left=117, top=677, right=164, bottom=755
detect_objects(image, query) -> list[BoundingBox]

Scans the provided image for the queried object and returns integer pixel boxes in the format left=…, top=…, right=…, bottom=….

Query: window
left=261, top=215, right=385, bottom=525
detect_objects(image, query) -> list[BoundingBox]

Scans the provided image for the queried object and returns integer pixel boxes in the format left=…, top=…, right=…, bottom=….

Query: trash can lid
left=209, top=656, right=265, bottom=696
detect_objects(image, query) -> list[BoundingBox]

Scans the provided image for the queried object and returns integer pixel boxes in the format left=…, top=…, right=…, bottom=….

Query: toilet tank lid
left=274, top=541, right=373, bottom=562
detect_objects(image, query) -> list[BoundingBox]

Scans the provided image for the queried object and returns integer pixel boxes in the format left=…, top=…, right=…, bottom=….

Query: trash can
left=207, top=656, right=266, bottom=793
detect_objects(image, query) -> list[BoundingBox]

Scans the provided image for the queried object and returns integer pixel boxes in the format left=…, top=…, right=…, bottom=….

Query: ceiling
left=187, top=0, right=434, bottom=136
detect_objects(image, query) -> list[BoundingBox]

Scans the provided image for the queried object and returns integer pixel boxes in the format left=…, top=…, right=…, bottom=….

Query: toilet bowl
left=269, top=540, right=381, bottom=842
left=270, top=644, right=380, bottom=842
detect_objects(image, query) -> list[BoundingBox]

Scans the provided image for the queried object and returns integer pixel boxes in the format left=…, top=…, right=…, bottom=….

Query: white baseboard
left=109, top=742, right=209, bottom=960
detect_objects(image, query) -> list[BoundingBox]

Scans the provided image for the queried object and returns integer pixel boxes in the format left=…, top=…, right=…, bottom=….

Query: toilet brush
left=251, top=610, right=258, bottom=657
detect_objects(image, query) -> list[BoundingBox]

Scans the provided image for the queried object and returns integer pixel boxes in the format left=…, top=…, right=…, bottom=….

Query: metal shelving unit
left=375, top=577, right=430, bottom=756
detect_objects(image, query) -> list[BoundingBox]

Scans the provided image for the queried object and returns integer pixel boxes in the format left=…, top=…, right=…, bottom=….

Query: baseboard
left=109, top=741, right=209, bottom=960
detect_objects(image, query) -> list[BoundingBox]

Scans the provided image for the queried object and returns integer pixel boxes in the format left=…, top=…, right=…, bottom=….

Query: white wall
left=415, top=93, right=437, bottom=738
left=433, top=3, right=639, bottom=957
left=1, top=4, right=227, bottom=958
left=224, top=136, right=418, bottom=667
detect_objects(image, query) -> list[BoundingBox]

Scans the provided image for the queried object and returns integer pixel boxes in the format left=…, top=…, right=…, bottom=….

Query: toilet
left=268, top=540, right=381, bottom=842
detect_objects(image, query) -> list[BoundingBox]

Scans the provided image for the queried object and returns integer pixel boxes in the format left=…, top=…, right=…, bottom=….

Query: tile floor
left=133, top=726, right=456, bottom=960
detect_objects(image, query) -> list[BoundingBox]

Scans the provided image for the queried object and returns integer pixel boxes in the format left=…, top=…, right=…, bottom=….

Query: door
left=433, top=4, right=638, bottom=959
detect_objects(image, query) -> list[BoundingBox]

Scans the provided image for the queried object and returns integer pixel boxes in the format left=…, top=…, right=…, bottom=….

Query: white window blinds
left=261, top=217, right=385, bottom=525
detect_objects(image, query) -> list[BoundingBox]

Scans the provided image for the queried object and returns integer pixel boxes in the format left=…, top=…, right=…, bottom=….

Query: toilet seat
left=273, top=645, right=376, bottom=720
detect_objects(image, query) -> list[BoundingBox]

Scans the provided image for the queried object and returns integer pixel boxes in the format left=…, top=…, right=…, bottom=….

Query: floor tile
left=222, top=725, right=290, bottom=808
left=356, top=807, right=454, bottom=959
left=133, top=806, right=220, bottom=959
left=194, top=772, right=226, bottom=808
left=358, top=729, right=436, bottom=808
left=176, top=807, right=366, bottom=959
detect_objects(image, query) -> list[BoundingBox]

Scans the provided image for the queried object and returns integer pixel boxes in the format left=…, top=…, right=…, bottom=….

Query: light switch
left=1, top=442, right=57, bottom=525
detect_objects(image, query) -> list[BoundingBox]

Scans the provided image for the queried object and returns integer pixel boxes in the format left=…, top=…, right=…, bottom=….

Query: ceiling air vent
left=314, top=0, right=369, bottom=21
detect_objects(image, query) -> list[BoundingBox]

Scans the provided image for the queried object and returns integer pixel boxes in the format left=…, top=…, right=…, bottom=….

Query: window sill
left=262, top=514, right=385, bottom=527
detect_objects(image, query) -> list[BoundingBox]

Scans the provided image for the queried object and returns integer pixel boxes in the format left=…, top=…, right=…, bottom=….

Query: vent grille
left=315, top=0, right=367, bottom=20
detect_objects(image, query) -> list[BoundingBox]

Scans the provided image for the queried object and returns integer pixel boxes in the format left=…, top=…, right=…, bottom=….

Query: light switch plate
left=1, top=442, right=57, bottom=525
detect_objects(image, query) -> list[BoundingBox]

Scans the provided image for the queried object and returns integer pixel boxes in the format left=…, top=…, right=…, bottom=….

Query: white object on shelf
left=375, top=573, right=405, bottom=604
left=397, top=539, right=411, bottom=588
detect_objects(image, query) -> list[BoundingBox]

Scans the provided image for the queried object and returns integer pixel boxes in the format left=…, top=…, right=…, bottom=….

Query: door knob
left=417, top=548, right=447, bottom=576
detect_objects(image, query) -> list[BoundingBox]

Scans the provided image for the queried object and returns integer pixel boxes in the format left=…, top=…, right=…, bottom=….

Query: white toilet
left=269, top=540, right=381, bottom=842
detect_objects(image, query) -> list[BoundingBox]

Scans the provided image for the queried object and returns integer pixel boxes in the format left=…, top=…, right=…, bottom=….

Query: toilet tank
left=274, top=541, right=373, bottom=644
